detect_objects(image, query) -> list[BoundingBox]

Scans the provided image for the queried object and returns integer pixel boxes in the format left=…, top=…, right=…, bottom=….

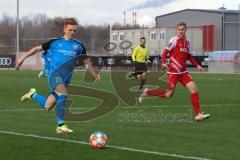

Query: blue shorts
left=48, top=71, right=73, bottom=90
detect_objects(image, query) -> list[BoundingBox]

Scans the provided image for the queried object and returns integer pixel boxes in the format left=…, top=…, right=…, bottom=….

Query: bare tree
left=0, top=14, right=110, bottom=55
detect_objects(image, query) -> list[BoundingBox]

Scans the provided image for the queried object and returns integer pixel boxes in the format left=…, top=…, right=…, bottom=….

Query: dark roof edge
left=155, top=9, right=239, bottom=20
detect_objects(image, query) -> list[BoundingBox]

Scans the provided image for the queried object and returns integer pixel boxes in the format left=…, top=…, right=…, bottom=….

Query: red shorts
left=167, top=72, right=193, bottom=88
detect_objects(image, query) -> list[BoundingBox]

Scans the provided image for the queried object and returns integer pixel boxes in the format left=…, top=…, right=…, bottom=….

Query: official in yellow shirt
left=131, top=37, right=149, bottom=91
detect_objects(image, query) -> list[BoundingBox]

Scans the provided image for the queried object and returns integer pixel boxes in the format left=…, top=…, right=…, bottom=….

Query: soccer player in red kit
left=139, top=22, right=210, bottom=121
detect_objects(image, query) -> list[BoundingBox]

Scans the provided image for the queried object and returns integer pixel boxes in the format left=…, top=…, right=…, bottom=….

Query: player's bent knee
left=192, top=86, right=198, bottom=93
left=189, top=85, right=198, bottom=93
left=45, top=104, right=54, bottom=111
left=45, top=107, right=51, bottom=111
left=165, top=90, right=173, bottom=98
left=186, top=82, right=198, bottom=93
left=165, top=93, right=173, bottom=98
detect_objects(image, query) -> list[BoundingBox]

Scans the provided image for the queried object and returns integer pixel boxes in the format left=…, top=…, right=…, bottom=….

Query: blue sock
left=32, top=93, right=47, bottom=109
left=55, top=94, right=67, bottom=126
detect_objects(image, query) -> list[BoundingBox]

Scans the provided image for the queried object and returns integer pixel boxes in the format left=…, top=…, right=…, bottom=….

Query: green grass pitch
left=0, top=70, right=239, bottom=160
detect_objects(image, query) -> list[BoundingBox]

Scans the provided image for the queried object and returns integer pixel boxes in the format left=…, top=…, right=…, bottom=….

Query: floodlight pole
left=222, top=9, right=225, bottom=51
left=238, top=4, right=240, bottom=50
left=16, top=0, right=19, bottom=58
left=109, top=24, right=111, bottom=54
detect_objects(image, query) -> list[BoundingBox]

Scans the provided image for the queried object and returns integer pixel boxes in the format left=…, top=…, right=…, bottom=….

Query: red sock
left=146, top=87, right=166, bottom=98
left=191, top=92, right=200, bottom=114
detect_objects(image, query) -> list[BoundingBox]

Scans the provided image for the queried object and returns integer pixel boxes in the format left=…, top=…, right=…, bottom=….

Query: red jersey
left=162, top=36, right=199, bottom=74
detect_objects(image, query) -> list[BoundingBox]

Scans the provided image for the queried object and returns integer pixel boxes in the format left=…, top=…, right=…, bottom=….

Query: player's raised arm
left=187, top=40, right=204, bottom=72
left=76, top=42, right=100, bottom=81
left=161, top=48, right=169, bottom=66
left=160, top=49, right=169, bottom=71
left=188, top=54, right=204, bottom=72
left=161, top=38, right=175, bottom=67
left=83, top=58, right=100, bottom=81
left=15, top=45, right=43, bottom=70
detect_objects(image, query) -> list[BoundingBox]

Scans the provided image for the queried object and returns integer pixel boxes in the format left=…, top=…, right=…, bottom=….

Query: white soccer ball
left=89, top=131, right=108, bottom=148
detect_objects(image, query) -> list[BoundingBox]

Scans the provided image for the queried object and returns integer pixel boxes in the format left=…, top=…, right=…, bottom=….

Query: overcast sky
left=0, top=0, right=239, bottom=26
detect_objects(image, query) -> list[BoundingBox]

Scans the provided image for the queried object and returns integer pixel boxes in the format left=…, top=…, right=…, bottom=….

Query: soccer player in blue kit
left=15, top=18, right=100, bottom=135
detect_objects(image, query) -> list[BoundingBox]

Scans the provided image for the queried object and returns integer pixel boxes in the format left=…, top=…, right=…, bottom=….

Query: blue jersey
left=42, top=38, right=86, bottom=72
left=42, top=50, right=52, bottom=63
left=42, top=37, right=87, bottom=88
left=40, top=50, right=52, bottom=78
left=42, top=50, right=52, bottom=69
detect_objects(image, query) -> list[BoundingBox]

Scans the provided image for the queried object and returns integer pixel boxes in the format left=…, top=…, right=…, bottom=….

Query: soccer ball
left=89, top=131, right=108, bottom=148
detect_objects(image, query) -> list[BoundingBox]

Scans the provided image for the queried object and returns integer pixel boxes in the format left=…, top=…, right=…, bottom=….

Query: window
left=159, top=31, right=165, bottom=40
left=119, top=34, right=125, bottom=41
left=150, top=32, right=157, bottom=41
left=138, top=31, right=143, bottom=36
left=112, top=34, right=118, bottom=41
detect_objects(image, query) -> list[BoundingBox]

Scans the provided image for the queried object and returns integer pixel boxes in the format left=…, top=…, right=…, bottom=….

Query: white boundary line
left=0, top=130, right=211, bottom=160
